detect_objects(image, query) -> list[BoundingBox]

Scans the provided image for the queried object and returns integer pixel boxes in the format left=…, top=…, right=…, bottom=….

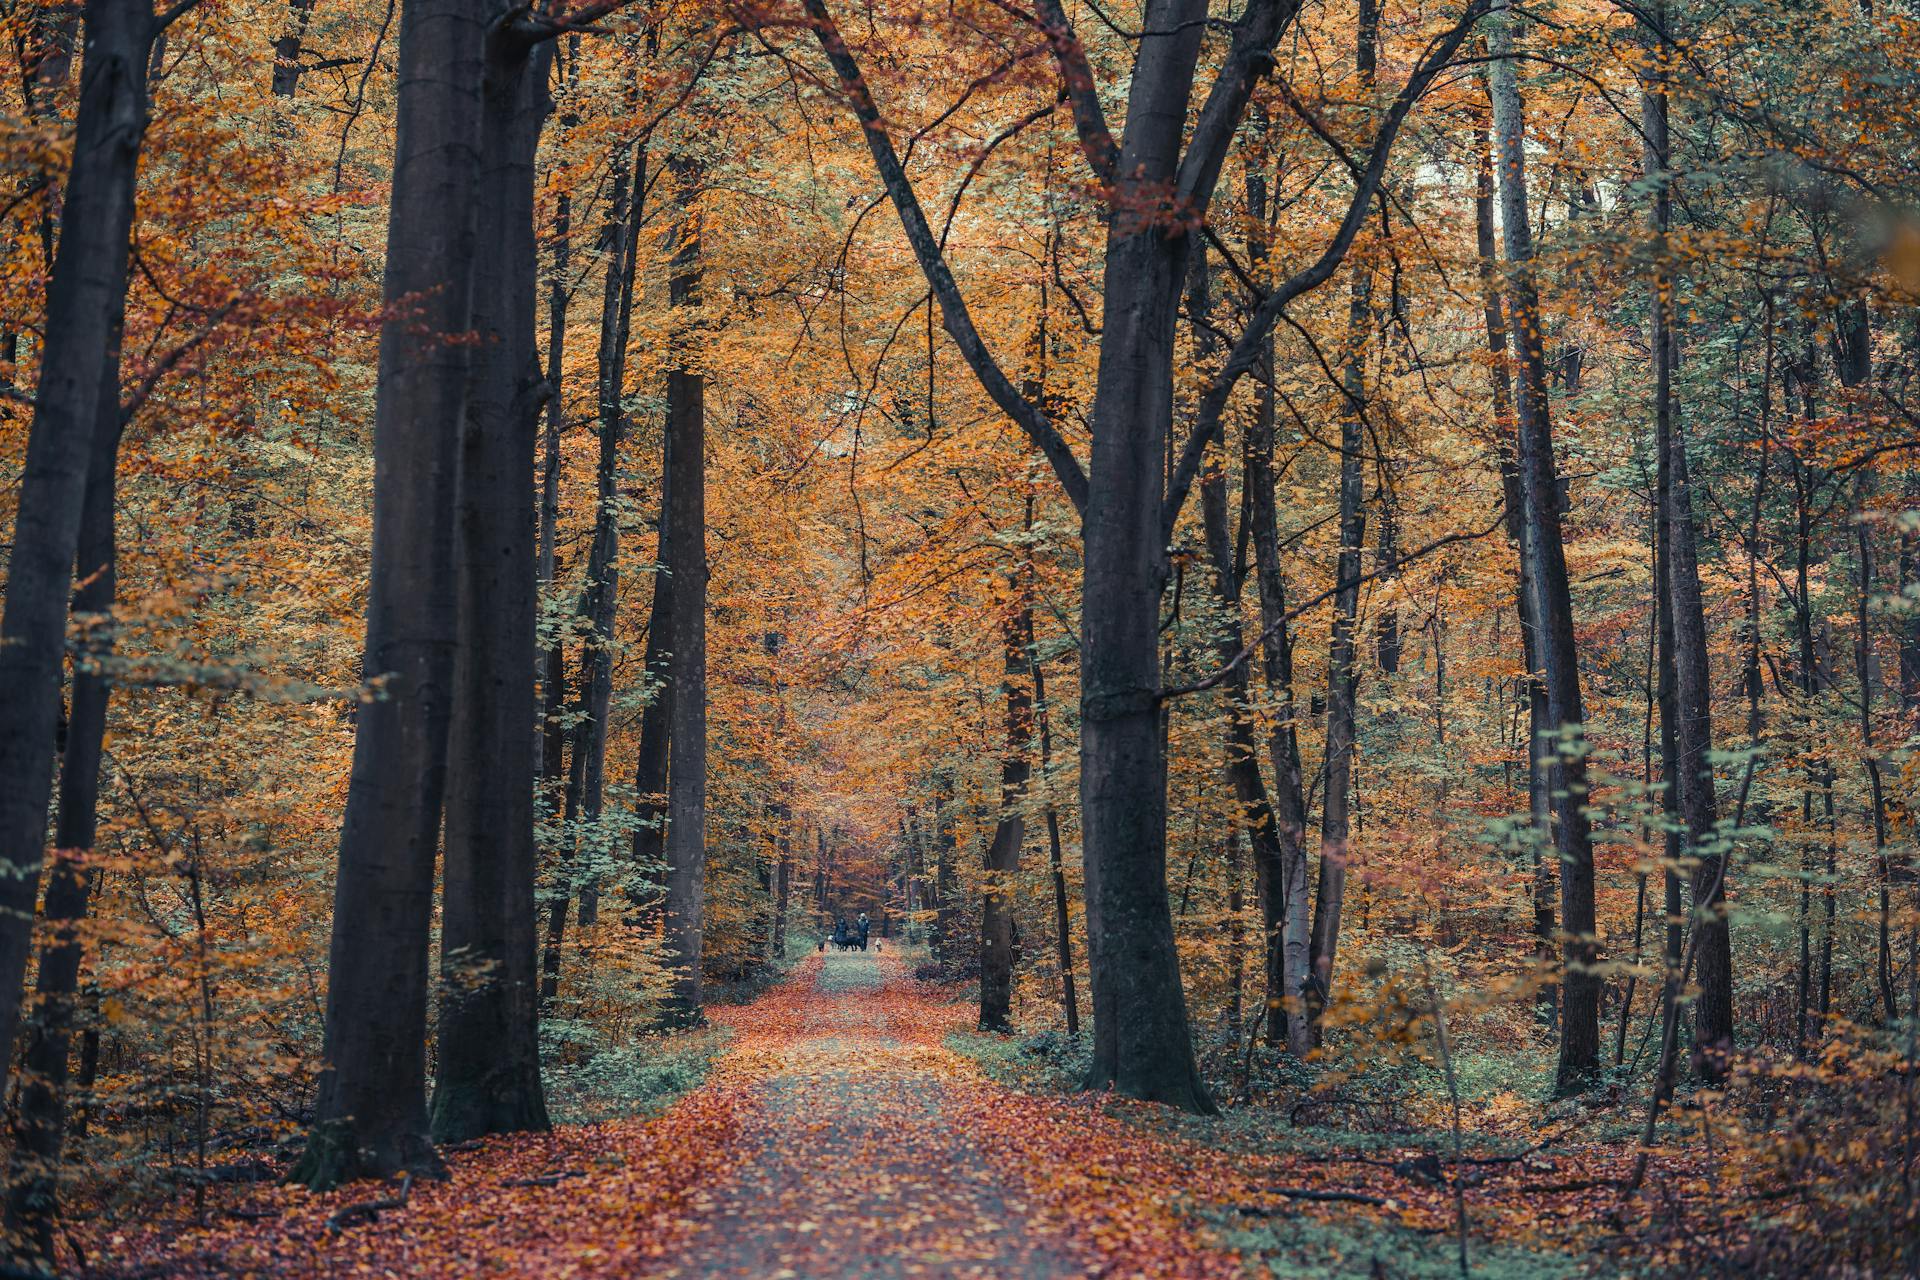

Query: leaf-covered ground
left=92, top=953, right=1636, bottom=1277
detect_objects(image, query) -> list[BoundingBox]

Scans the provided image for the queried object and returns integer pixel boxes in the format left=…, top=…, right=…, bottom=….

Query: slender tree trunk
left=661, top=157, right=708, bottom=1023
left=431, top=24, right=553, bottom=1145
left=1191, top=238, right=1290, bottom=1047
left=574, top=133, right=644, bottom=931
left=0, top=0, right=154, bottom=1104
left=931, top=779, right=959, bottom=966
left=771, top=806, right=792, bottom=958
left=1475, top=117, right=1556, bottom=1019
left=295, top=0, right=487, bottom=1188
left=1244, top=127, right=1312, bottom=1055
left=4, top=300, right=127, bottom=1262
left=1305, top=257, right=1369, bottom=1046
left=1031, top=652, right=1079, bottom=1035
left=630, top=528, right=673, bottom=895
left=1305, top=0, right=1377, bottom=1046
left=1644, top=25, right=1732, bottom=1070
left=1489, top=0, right=1601, bottom=1095
left=979, top=602, right=1033, bottom=1032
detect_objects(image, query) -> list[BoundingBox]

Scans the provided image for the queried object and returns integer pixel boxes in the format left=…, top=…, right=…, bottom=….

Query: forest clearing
left=0, top=0, right=1917, bottom=1272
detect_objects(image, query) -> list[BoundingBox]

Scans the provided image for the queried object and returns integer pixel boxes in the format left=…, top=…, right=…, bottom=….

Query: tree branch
left=1161, top=0, right=1488, bottom=542
left=800, top=0, right=1089, bottom=514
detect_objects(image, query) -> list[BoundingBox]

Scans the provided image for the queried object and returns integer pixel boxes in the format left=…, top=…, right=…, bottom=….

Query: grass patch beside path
left=542, top=1024, right=730, bottom=1127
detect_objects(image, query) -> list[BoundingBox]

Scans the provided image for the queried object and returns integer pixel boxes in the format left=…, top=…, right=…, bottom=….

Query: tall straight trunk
left=661, top=158, right=708, bottom=1022
left=1031, top=651, right=1079, bottom=1035
left=4, top=302, right=127, bottom=1262
left=1191, top=237, right=1290, bottom=1047
left=931, top=778, right=959, bottom=965
left=1305, top=0, right=1376, bottom=1045
left=1644, top=25, right=1732, bottom=1068
left=1475, top=118, right=1555, bottom=1015
left=1835, top=299, right=1899, bottom=1023
left=1374, top=500, right=1400, bottom=675
left=771, top=805, right=792, bottom=958
left=1899, top=470, right=1920, bottom=719
left=1074, top=0, right=1221, bottom=1112
left=540, top=136, right=639, bottom=1003
left=536, top=39, right=575, bottom=784
left=0, top=0, right=153, bottom=1103
left=979, top=601, right=1033, bottom=1032
left=574, top=133, right=644, bottom=931
left=1244, top=115, right=1312, bottom=1055
left=630, top=528, right=673, bottom=892
left=295, top=0, right=487, bottom=1188
left=1489, top=0, right=1601, bottom=1095
left=432, top=25, right=554, bottom=1146
left=1306, top=280, right=1368, bottom=1043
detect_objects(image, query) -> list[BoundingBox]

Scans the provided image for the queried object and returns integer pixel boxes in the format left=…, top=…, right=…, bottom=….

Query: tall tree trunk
left=574, top=132, right=644, bottom=932
left=1074, top=0, right=1220, bottom=1112
left=432, top=23, right=554, bottom=1146
left=295, top=0, right=487, bottom=1188
left=536, top=36, right=575, bottom=788
left=1244, top=111, right=1312, bottom=1055
left=1644, top=22, right=1732, bottom=1069
left=661, top=157, right=708, bottom=1023
left=771, top=805, right=792, bottom=958
left=1031, top=651, right=1079, bottom=1035
left=979, top=600, right=1032, bottom=1032
left=630, top=527, right=674, bottom=897
left=1305, top=0, right=1376, bottom=1046
left=1191, top=236, right=1290, bottom=1048
left=0, top=0, right=153, bottom=1105
left=931, top=778, right=959, bottom=966
left=4, top=302, right=127, bottom=1262
left=1475, top=117, right=1556, bottom=1020
left=1489, top=0, right=1602, bottom=1095
left=1835, top=298, right=1899, bottom=1024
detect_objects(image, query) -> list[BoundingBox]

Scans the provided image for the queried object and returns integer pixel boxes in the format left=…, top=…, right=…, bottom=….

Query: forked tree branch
left=1161, top=0, right=1491, bottom=544
left=800, top=0, right=1091, bottom=514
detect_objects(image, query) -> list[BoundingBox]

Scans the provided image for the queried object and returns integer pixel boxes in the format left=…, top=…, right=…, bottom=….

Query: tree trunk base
left=290, top=1118, right=447, bottom=1192
left=429, top=1069, right=550, bottom=1145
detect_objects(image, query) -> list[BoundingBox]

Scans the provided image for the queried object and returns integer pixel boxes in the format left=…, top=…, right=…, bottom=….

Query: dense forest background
left=0, top=0, right=1917, bottom=1272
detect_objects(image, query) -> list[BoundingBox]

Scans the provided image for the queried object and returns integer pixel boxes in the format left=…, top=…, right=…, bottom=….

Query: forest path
left=665, top=949, right=1089, bottom=1277
left=99, top=949, right=1260, bottom=1279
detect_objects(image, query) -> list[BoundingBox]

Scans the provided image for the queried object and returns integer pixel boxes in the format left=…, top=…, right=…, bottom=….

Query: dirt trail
left=668, top=950, right=1089, bottom=1277
left=95, top=948, right=1252, bottom=1279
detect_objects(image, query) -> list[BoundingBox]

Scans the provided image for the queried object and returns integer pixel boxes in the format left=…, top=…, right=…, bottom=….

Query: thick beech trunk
left=1489, top=0, right=1601, bottom=1095
left=0, top=0, right=153, bottom=1105
left=630, top=541, right=674, bottom=893
left=661, top=161, right=708, bottom=1022
left=295, top=0, right=487, bottom=1188
left=432, top=25, right=553, bottom=1146
left=1075, top=0, right=1215, bottom=1112
left=979, top=604, right=1032, bottom=1032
